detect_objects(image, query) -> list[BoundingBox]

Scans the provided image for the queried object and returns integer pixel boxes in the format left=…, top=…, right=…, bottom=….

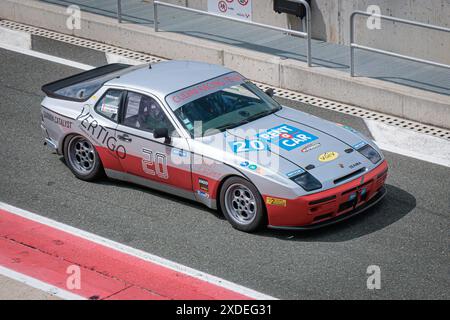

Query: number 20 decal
left=142, top=148, right=169, bottom=179
left=232, top=140, right=266, bottom=153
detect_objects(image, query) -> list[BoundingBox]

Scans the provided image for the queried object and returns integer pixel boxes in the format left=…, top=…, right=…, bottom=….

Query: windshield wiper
left=215, top=107, right=282, bottom=132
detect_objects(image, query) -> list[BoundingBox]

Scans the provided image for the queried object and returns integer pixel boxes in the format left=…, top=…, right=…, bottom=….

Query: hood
left=194, top=106, right=381, bottom=190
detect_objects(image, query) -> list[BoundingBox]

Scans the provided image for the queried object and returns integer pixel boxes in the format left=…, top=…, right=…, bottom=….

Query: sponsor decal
left=301, top=142, right=321, bottom=153
left=257, top=124, right=318, bottom=151
left=353, top=141, right=367, bottom=150
left=229, top=139, right=267, bottom=153
left=239, top=161, right=262, bottom=173
left=172, top=148, right=188, bottom=157
left=198, top=178, right=209, bottom=192
left=76, top=107, right=127, bottom=159
left=286, top=168, right=305, bottom=178
left=318, top=152, right=339, bottom=162
left=266, top=197, right=287, bottom=207
left=240, top=161, right=250, bottom=167
left=43, top=110, right=73, bottom=129
left=196, top=190, right=210, bottom=199
left=167, top=73, right=245, bottom=110
left=255, top=167, right=265, bottom=175
left=349, top=161, right=362, bottom=169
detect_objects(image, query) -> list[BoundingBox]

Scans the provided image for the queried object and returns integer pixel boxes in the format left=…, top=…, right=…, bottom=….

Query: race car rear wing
left=41, top=63, right=132, bottom=102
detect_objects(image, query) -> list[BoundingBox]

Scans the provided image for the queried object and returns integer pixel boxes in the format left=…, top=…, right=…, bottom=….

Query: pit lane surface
left=0, top=45, right=449, bottom=299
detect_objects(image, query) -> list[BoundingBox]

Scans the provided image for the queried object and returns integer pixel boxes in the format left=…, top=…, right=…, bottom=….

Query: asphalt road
left=0, top=44, right=449, bottom=300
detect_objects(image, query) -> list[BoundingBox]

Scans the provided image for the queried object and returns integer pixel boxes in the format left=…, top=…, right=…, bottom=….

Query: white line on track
left=0, top=265, right=85, bottom=300
left=0, top=201, right=277, bottom=300
left=0, top=42, right=93, bottom=70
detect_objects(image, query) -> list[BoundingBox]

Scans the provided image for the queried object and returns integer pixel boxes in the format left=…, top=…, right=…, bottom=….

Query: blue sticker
left=257, top=124, right=318, bottom=151
left=286, top=168, right=305, bottom=178
left=196, top=190, right=210, bottom=199
left=360, top=188, right=367, bottom=196
left=248, top=164, right=258, bottom=171
left=229, top=139, right=267, bottom=153
left=240, top=161, right=250, bottom=167
left=349, top=193, right=357, bottom=201
left=172, top=148, right=188, bottom=157
left=353, top=141, right=367, bottom=150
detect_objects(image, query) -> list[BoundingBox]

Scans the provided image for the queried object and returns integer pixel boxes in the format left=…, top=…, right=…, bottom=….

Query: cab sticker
left=266, top=197, right=287, bottom=207
left=198, top=178, right=209, bottom=192
left=318, top=152, right=339, bottom=162
left=257, top=124, right=318, bottom=151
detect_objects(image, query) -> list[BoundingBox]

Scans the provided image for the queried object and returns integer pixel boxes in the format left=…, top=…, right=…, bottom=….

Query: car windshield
left=166, top=73, right=282, bottom=137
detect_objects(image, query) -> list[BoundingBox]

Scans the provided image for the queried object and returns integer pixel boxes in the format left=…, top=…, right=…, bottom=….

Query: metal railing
left=152, top=0, right=312, bottom=67
left=350, top=11, right=450, bottom=77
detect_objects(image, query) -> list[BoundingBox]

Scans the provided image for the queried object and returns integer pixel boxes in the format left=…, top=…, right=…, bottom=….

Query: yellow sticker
left=318, top=152, right=339, bottom=162
left=266, top=197, right=287, bottom=207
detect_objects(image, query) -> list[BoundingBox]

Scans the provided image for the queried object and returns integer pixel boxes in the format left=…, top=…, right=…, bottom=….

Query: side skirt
left=104, top=169, right=217, bottom=209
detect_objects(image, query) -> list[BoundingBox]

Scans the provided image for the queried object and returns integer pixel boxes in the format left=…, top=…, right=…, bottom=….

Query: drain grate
left=1, top=19, right=449, bottom=141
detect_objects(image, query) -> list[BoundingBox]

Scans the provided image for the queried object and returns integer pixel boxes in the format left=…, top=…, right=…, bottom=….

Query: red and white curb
left=0, top=202, right=276, bottom=300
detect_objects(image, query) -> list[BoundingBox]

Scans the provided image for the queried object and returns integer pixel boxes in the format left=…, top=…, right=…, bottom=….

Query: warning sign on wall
left=208, top=0, right=252, bottom=21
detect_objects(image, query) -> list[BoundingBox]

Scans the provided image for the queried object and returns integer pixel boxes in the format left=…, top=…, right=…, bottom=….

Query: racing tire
left=219, top=176, right=266, bottom=232
left=64, top=135, right=104, bottom=181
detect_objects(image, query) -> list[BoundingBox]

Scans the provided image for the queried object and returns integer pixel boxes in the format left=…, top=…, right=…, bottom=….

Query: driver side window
left=123, top=92, right=176, bottom=136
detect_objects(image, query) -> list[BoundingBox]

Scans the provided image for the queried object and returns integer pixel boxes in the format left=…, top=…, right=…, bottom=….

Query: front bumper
left=266, top=160, right=388, bottom=229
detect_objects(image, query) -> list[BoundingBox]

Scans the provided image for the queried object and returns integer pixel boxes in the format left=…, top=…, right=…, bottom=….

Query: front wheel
left=64, top=135, right=103, bottom=181
left=219, top=177, right=266, bottom=232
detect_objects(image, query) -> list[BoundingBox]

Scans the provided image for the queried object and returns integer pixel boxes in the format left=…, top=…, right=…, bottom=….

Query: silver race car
left=41, top=61, right=388, bottom=232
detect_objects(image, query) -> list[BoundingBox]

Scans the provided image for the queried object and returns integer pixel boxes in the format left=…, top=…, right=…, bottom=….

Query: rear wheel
left=64, top=135, right=103, bottom=181
left=219, top=177, right=266, bottom=232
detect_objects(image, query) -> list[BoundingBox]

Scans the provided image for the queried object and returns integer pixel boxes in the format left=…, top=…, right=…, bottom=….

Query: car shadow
left=58, top=157, right=225, bottom=220
left=254, top=184, right=416, bottom=242
left=59, top=157, right=414, bottom=238
left=97, top=175, right=226, bottom=221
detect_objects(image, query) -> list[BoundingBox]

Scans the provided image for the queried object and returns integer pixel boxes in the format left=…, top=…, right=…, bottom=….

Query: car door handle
left=117, top=134, right=132, bottom=142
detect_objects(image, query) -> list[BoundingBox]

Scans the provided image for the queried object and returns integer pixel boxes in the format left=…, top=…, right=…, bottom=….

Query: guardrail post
left=297, top=0, right=312, bottom=67
left=154, top=1, right=159, bottom=32
left=350, top=11, right=355, bottom=77
left=117, top=0, right=122, bottom=23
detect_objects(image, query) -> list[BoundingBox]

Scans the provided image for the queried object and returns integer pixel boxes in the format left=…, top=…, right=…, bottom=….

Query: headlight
left=357, top=144, right=381, bottom=164
left=291, top=172, right=322, bottom=192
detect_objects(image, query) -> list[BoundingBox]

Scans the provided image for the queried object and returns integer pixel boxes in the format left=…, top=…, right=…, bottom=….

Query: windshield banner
left=166, top=73, right=245, bottom=110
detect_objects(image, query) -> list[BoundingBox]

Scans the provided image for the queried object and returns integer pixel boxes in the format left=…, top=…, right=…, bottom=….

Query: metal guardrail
left=152, top=0, right=312, bottom=67
left=350, top=11, right=450, bottom=77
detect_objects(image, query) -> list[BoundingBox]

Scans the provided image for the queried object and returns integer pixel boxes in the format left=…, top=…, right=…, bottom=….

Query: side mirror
left=265, top=88, right=274, bottom=97
left=154, top=127, right=171, bottom=144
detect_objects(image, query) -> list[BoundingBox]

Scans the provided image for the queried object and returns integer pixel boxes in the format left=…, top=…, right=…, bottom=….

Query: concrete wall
left=171, top=0, right=450, bottom=64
